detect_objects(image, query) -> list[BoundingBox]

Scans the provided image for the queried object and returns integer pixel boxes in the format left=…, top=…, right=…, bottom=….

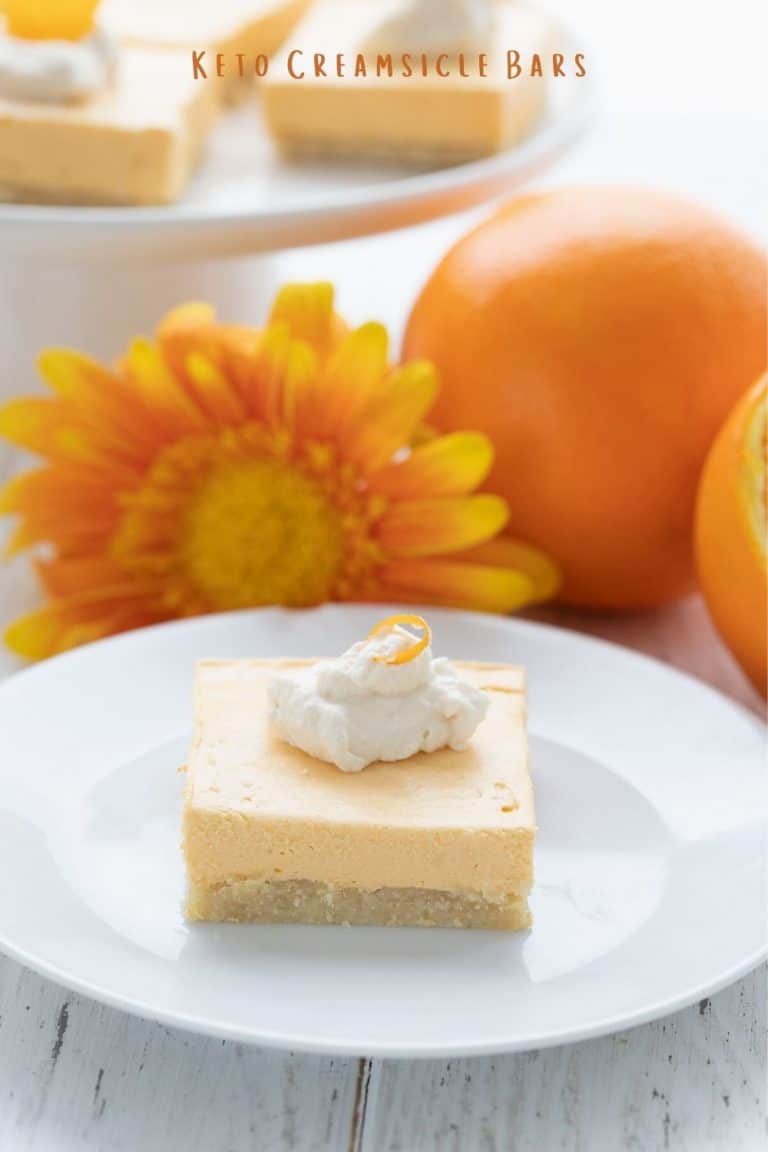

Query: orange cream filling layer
left=183, top=659, right=534, bottom=900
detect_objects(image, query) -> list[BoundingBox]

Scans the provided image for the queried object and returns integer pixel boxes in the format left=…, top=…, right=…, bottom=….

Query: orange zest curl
left=367, top=613, right=431, bottom=665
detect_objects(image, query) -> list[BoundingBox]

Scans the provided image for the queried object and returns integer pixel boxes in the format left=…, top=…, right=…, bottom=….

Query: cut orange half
left=367, top=614, right=431, bottom=665
left=695, top=375, right=767, bottom=697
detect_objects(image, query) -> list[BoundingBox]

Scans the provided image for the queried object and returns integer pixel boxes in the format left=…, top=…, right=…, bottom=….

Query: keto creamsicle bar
left=0, top=45, right=216, bottom=206
left=262, top=0, right=554, bottom=162
left=183, top=659, right=534, bottom=930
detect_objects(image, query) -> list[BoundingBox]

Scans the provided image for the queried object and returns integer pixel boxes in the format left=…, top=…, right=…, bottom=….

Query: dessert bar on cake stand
left=0, top=3, right=592, bottom=399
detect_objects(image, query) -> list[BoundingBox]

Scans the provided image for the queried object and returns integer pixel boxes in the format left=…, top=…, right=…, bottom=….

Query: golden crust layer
left=186, top=877, right=532, bottom=930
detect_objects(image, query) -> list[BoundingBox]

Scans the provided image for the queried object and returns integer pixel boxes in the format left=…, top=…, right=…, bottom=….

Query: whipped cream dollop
left=268, top=621, right=489, bottom=773
left=364, top=0, right=495, bottom=56
left=0, top=27, right=116, bottom=104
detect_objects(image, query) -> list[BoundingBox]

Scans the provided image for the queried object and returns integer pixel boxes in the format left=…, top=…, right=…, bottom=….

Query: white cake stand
left=0, top=73, right=592, bottom=394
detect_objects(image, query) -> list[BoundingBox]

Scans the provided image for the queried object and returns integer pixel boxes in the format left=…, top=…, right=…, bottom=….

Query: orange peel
left=367, top=613, right=431, bottom=665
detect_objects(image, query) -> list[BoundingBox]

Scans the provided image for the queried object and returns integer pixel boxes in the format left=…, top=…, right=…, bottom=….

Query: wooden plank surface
left=0, top=959, right=764, bottom=1151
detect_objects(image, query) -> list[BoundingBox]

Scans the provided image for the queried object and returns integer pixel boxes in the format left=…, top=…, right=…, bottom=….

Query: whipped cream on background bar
left=0, top=26, right=116, bottom=103
left=364, top=0, right=494, bottom=55
left=268, top=616, right=490, bottom=773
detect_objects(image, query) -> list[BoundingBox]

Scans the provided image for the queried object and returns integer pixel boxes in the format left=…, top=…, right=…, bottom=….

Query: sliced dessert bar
left=0, top=45, right=216, bottom=205
left=262, top=0, right=554, bottom=162
left=183, top=659, right=534, bottom=929
left=102, top=0, right=311, bottom=101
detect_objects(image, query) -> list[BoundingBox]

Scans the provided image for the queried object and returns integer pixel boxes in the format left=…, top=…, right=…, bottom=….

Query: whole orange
left=404, top=187, right=767, bottom=608
left=695, top=377, right=767, bottom=697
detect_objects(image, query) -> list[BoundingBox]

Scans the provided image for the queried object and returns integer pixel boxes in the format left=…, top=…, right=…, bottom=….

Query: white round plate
left=0, top=72, right=591, bottom=261
left=0, top=605, right=764, bottom=1058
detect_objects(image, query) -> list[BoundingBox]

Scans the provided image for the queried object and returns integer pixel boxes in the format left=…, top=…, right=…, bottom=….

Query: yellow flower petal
left=380, top=558, right=536, bottom=613
left=35, top=554, right=128, bottom=597
left=5, top=606, right=70, bottom=661
left=0, top=396, right=66, bottom=455
left=38, top=349, right=166, bottom=463
left=126, top=339, right=208, bottom=435
left=281, top=340, right=321, bottom=433
left=39, top=348, right=125, bottom=410
left=4, top=591, right=157, bottom=660
left=0, top=466, right=115, bottom=518
left=252, top=322, right=292, bottom=426
left=0, top=397, right=141, bottom=479
left=4, top=508, right=117, bottom=557
left=348, top=360, right=439, bottom=471
left=369, top=432, right=494, bottom=498
left=157, top=301, right=217, bottom=336
left=269, top=282, right=341, bottom=358
left=376, top=494, right=509, bottom=556
left=156, top=305, right=264, bottom=413
left=185, top=352, right=248, bottom=425
left=458, top=537, right=562, bottom=601
left=318, top=322, right=389, bottom=439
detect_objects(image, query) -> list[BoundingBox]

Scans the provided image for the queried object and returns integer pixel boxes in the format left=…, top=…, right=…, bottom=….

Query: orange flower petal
left=157, top=303, right=233, bottom=389
left=281, top=340, right=321, bottom=435
left=4, top=510, right=118, bottom=557
left=0, top=466, right=119, bottom=555
left=410, top=422, right=440, bottom=448
left=35, top=554, right=129, bottom=597
left=0, top=466, right=116, bottom=518
left=156, top=304, right=267, bottom=420
left=5, top=605, right=77, bottom=661
left=37, top=349, right=164, bottom=462
left=5, top=592, right=159, bottom=660
left=157, top=301, right=217, bottom=336
left=380, top=558, right=536, bottom=613
left=348, top=360, right=439, bottom=471
left=0, top=398, right=141, bottom=482
left=457, top=537, right=562, bottom=601
left=184, top=352, right=248, bottom=425
left=269, top=282, right=343, bottom=359
left=369, top=432, right=494, bottom=498
left=125, top=339, right=208, bottom=436
left=0, top=396, right=69, bottom=456
left=238, top=325, right=319, bottom=435
left=251, top=323, right=292, bottom=426
left=318, top=322, right=389, bottom=439
left=216, top=328, right=268, bottom=416
left=376, top=494, right=509, bottom=556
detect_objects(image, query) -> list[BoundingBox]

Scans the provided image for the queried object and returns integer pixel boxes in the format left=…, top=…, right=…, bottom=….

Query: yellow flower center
left=111, top=425, right=387, bottom=617
left=177, top=458, right=343, bottom=610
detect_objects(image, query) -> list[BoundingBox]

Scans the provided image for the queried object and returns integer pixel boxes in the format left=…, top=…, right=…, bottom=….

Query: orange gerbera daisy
left=0, top=283, right=559, bottom=659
